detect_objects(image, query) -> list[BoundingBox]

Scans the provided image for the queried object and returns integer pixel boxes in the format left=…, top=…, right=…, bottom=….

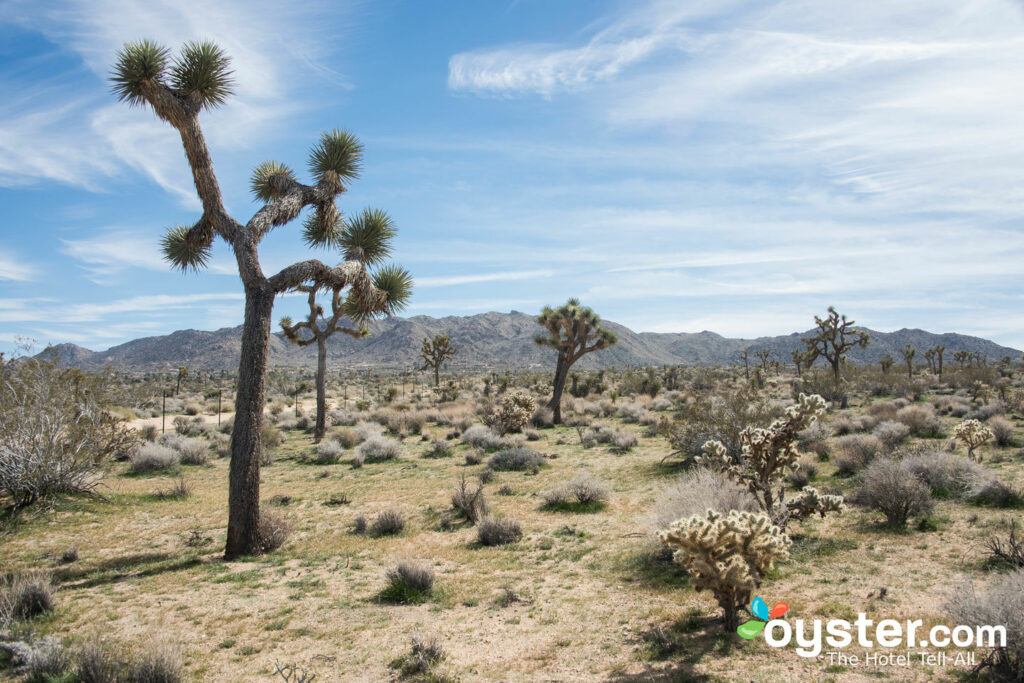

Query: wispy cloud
left=415, top=269, right=554, bottom=287
left=0, top=251, right=38, bottom=282
left=61, top=229, right=236, bottom=283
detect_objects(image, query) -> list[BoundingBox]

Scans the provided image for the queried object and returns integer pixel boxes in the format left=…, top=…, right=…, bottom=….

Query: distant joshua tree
left=535, top=299, right=617, bottom=424
left=740, top=347, right=751, bottom=381
left=880, top=354, right=894, bottom=375
left=280, top=255, right=389, bottom=442
left=112, top=40, right=412, bottom=559
left=175, top=366, right=188, bottom=395
left=419, top=335, right=457, bottom=387
left=932, top=345, right=946, bottom=379
left=802, top=307, right=870, bottom=386
left=901, top=344, right=916, bottom=379
left=756, top=348, right=772, bottom=373
left=791, top=349, right=806, bottom=375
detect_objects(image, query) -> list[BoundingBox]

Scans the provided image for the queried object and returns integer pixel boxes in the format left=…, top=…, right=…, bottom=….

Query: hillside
left=37, top=311, right=1021, bottom=373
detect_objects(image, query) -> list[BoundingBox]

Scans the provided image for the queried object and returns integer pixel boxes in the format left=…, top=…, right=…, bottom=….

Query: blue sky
left=2, top=0, right=1024, bottom=353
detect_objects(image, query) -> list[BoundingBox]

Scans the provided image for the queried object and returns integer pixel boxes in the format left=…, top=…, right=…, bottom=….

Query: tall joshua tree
left=111, top=40, right=412, bottom=559
left=280, top=221, right=394, bottom=443
left=932, top=344, right=946, bottom=379
left=802, top=306, right=870, bottom=386
left=535, top=298, right=617, bottom=424
left=419, top=334, right=457, bottom=387
left=902, top=344, right=916, bottom=379
left=175, top=365, right=188, bottom=395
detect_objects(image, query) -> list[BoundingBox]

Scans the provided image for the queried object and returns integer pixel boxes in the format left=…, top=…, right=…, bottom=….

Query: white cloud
left=0, top=251, right=38, bottom=281
left=61, top=229, right=237, bottom=283
left=415, top=269, right=554, bottom=287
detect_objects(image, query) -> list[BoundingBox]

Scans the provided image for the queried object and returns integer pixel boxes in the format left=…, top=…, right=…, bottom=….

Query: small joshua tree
left=740, top=347, right=751, bottom=381
left=419, top=335, right=457, bottom=387
left=175, top=366, right=188, bottom=395
left=954, top=419, right=994, bottom=462
left=880, top=354, right=894, bottom=375
left=535, top=299, right=617, bottom=424
left=659, top=509, right=791, bottom=632
left=112, top=40, right=412, bottom=559
left=756, top=348, right=772, bottom=373
left=802, top=307, right=870, bottom=387
left=699, top=393, right=842, bottom=529
left=901, top=344, right=916, bottom=379
left=791, top=350, right=805, bottom=375
left=482, top=390, right=536, bottom=436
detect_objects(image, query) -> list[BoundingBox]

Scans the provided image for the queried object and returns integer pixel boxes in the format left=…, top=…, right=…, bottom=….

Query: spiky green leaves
left=111, top=40, right=234, bottom=111
left=309, top=129, right=362, bottom=188
left=339, top=208, right=395, bottom=265
left=250, top=161, right=297, bottom=202
left=161, top=225, right=211, bottom=273
left=372, top=265, right=413, bottom=316
left=111, top=40, right=170, bottom=106
left=170, top=41, right=234, bottom=109
left=302, top=203, right=342, bottom=248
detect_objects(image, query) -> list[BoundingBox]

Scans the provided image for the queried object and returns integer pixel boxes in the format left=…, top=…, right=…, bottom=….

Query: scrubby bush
left=0, top=358, right=136, bottom=510
left=659, top=510, right=790, bottom=631
left=2, top=572, right=55, bottom=620
left=477, top=516, right=523, bottom=546
left=371, top=508, right=406, bottom=536
left=258, top=510, right=291, bottom=552
left=460, top=424, right=507, bottom=451
left=262, top=424, right=283, bottom=450
left=392, top=634, right=446, bottom=677
left=659, top=388, right=779, bottom=466
left=988, top=416, right=1017, bottom=447
left=618, top=402, right=651, bottom=424
left=423, top=439, right=452, bottom=458
left=895, top=404, right=943, bottom=437
left=382, top=561, right=435, bottom=603
left=903, top=451, right=988, bottom=499
left=332, top=427, right=358, bottom=449
left=450, top=474, right=488, bottom=524
left=947, top=569, right=1024, bottom=680
left=355, top=421, right=384, bottom=443
left=0, top=636, right=69, bottom=681
left=857, top=458, right=934, bottom=525
left=529, top=407, right=554, bottom=429
left=488, top=447, right=544, bottom=472
left=872, top=420, right=910, bottom=450
left=355, top=435, right=405, bottom=463
left=612, top=430, right=638, bottom=452
left=834, top=434, right=884, bottom=474
left=650, top=468, right=757, bottom=534
left=543, top=472, right=611, bottom=510
left=173, top=437, right=209, bottom=465
left=310, top=439, right=344, bottom=464
left=130, top=443, right=180, bottom=474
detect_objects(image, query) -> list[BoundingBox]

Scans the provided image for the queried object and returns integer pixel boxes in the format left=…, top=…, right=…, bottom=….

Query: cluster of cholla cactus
left=698, top=393, right=842, bottom=528
left=658, top=510, right=791, bottom=631
left=954, top=419, right=994, bottom=462
left=482, top=390, right=536, bottom=436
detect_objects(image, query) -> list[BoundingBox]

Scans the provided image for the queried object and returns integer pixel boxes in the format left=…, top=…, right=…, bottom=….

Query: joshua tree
left=932, top=345, right=946, bottom=379
left=535, top=299, right=617, bottom=424
left=880, top=354, right=894, bottom=375
left=175, top=366, right=188, bottom=395
left=112, top=40, right=412, bottom=559
left=740, top=347, right=751, bottom=381
left=280, top=257, right=387, bottom=441
left=419, top=334, right=457, bottom=387
left=901, top=344, right=916, bottom=379
left=791, top=350, right=805, bottom=375
left=802, top=306, right=870, bottom=386
left=756, top=348, right=772, bottom=373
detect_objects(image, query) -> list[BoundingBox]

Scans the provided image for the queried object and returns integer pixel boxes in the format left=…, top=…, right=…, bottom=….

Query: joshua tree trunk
left=434, top=366, right=440, bottom=387
left=548, top=353, right=569, bottom=424
left=315, top=336, right=328, bottom=442
left=226, top=285, right=273, bottom=559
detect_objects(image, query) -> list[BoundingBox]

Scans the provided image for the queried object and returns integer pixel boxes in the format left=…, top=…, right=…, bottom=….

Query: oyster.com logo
left=737, top=596, right=789, bottom=639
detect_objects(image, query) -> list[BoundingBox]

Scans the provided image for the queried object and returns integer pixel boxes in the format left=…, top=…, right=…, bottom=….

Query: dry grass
left=1, top=389, right=1022, bottom=681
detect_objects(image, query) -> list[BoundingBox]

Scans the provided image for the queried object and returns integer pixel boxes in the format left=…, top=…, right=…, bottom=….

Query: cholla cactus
left=483, top=391, right=536, bottom=436
left=659, top=509, right=791, bottom=632
left=786, top=486, right=844, bottom=521
left=954, top=419, right=994, bottom=462
left=698, top=393, right=833, bottom=528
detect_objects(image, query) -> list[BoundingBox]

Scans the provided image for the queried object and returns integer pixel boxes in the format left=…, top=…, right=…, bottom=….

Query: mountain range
left=38, top=311, right=1021, bottom=373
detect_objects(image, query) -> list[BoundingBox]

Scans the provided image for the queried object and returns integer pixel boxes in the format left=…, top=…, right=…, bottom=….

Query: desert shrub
left=488, top=447, right=544, bottom=472
left=830, top=416, right=854, bottom=436
left=867, top=400, right=899, bottom=420
left=966, top=478, right=1024, bottom=509
left=872, top=420, right=910, bottom=450
left=310, top=439, right=344, bottom=465
left=477, top=516, right=523, bottom=546
left=523, top=428, right=541, bottom=441
left=352, top=515, right=368, bottom=534
left=423, top=439, right=452, bottom=458
left=0, top=358, right=136, bottom=510
left=947, top=569, right=1024, bottom=680
left=218, top=416, right=233, bottom=434
left=450, top=474, right=488, bottom=524
left=651, top=398, right=673, bottom=411
left=612, top=430, right=638, bottom=452
left=371, top=508, right=406, bottom=536
left=76, top=636, right=124, bottom=683
left=0, top=636, right=70, bottom=681
left=529, top=406, right=554, bottom=429
left=856, top=458, right=934, bottom=525
left=650, top=468, right=757, bottom=535
left=834, top=434, right=884, bottom=474
left=262, top=424, right=283, bottom=450
left=258, top=510, right=291, bottom=552
left=464, top=450, right=482, bottom=466
left=355, top=421, right=385, bottom=443
left=618, top=402, right=651, bottom=424
left=988, top=416, right=1017, bottom=447
left=2, top=572, right=55, bottom=620
left=895, top=404, right=943, bottom=437
left=125, top=640, right=183, bottom=683
left=482, top=391, right=536, bottom=436
left=350, top=451, right=365, bottom=468
left=543, top=472, right=610, bottom=510
left=971, top=401, right=1006, bottom=421
left=173, top=437, right=209, bottom=465
left=212, top=433, right=230, bottom=458
left=392, top=634, right=446, bottom=677
left=332, top=427, right=358, bottom=449
left=460, top=424, right=508, bottom=451
left=140, top=425, right=159, bottom=442
left=156, top=476, right=191, bottom=500
left=659, top=388, right=778, bottom=466
left=381, top=561, right=435, bottom=603
left=130, top=443, right=180, bottom=474
left=355, top=435, right=405, bottom=463
left=986, top=523, right=1024, bottom=570
left=903, top=451, right=988, bottom=498
left=659, top=510, right=790, bottom=632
